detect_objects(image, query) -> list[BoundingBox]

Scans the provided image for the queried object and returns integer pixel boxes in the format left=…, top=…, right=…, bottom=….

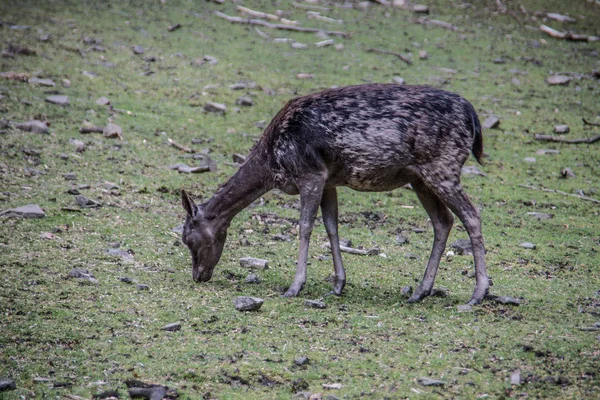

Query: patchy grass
left=1, top=0, right=599, bottom=398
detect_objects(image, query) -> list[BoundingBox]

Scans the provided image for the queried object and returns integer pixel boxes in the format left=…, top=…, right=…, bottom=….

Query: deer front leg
left=282, top=178, right=325, bottom=297
left=320, top=187, right=346, bottom=296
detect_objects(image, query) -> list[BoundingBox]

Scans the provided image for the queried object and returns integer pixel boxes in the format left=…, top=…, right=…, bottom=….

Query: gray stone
left=244, top=273, right=260, bottom=284
left=28, top=77, right=55, bottom=87
left=392, top=77, right=405, bottom=84
left=510, top=370, right=521, bottom=385
left=204, top=101, right=227, bottom=114
left=489, top=295, right=522, bottom=305
left=451, top=238, right=472, bottom=255
left=561, top=168, right=575, bottom=178
left=535, top=149, right=560, bottom=155
left=234, top=296, right=264, bottom=311
left=462, top=165, right=486, bottom=176
left=524, top=157, right=536, bottom=163
left=395, top=235, right=409, bottom=245
left=547, top=75, right=572, bottom=85
left=520, top=242, right=536, bottom=249
left=45, top=95, right=69, bottom=106
left=96, top=96, right=110, bottom=105
left=75, top=195, right=101, bottom=208
left=232, top=153, right=246, bottom=163
left=137, top=284, right=150, bottom=291
left=272, top=234, right=291, bottom=242
left=103, top=123, right=122, bottom=139
left=526, top=212, right=554, bottom=220
left=294, top=356, right=310, bottom=366
left=235, top=96, right=254, bottom=106
left=0, top=379, right=16, bottom=391
left=554, top=124, right=570, bottom=134
left=63, top=172, right=77, bottom=181
left=400, top=286, right=413, bottom=296
left=418, top=377, right=445, bottom=387
left=161, top=322, right=181, bottom=331
left=457, top=304, right=473, bottom=312
left=68, top=268, right=99, bottom=284
left=107, top=248, right=133, bottom=260
left=404, top=253, right=419, bottom=260
left=15, top=120, right=49, bottom=134
left=240, top=257, right=269, bottom=269
left=229, top=83, right=247, bottom=90
left=482, top=116, right=500, bottom=129
left=133, top=45, right=144, bottom=54
left=431, top=287, right=450, bottom=297
left=0, top=204, right=45, bottom=218
left=119, top=277, right=133, bottom=284
left=305, top=299, right=327, bottom=309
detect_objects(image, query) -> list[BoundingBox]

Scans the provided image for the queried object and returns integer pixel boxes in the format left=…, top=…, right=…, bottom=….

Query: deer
left=180, top=83, right=489, bottom=305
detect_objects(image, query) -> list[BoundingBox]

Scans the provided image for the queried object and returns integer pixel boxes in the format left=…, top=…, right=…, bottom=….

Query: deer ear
left=181, top=189, right=197, bottom=218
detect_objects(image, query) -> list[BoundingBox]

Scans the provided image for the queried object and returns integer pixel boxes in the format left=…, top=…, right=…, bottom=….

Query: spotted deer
left=181, top=84, right=489, bottom=305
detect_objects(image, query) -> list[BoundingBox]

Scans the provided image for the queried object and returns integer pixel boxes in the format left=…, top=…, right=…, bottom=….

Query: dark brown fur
left=181, top=84, right=489, bottom=305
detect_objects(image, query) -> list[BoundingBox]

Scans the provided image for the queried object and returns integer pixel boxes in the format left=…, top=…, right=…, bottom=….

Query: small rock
left=490, top=295, right=522, bottom=305
left=0, top=379, right=16, bottom=391
left=62, top=79, right=71, bottom=87
left=68, top=268, right=99, bottom=284
left=244, top=273, right=260, bottom=284
left=137, top=284, right=150, bottom=291
left=511, top=77, right=521, bottom=85
left=395, top=235, right=409, bottom=245
left=511, top=370, right=522, bottom=385
left=103, top=181, right=120, bottom=190
left=235, top=96, right=254, bottom=106
left=547, top=75, right=572, bottom=86
left=232, top=153, right=246, bottom=163
left=462, top=165, right=486, bottom=176
left=96, top=96, right=110, bottom=106
left=482, top=116, right=500, bottom=129
left=240, top=257, right=269, bottom=269
left=296, top=73, right=314, bottom=80
left=392, top=77, right=405, bottom=84
left=561, top=168, right=575, bottom=178
left=322, top=383, right=342, bottom=390
left=45, top=95, right=69, bottom=106
left=40, top=232, right=55, bottom=240
left=15, top=120, right=49, bottom=134
left=167, top=23, right=182, bottom=32
left=161, top=322, right=181, bottom=332
left=339, top=238, right=352, bottom=247
left=554, top=124, right=570, bottom=134
left=202, top=55, right=218, bottom=65
left=132, top=45, right=144, bottom=55
left=431, top=287, right=450, bottom=297
left=451, top=238, right=472, bottom=255
left=400, top=286, right=413, bottom=296
left=418, top=50, right=428, bottom=59
left=294, top=356, right=310, bottom=366
left=520, top=242, right=536, bottom=249
left=0, top=204, right=45, bottom=218
left=457, top=304, right=473, bottom=312
left=107, top=248, right=133, bottom=260
left=75, top=195, right=101, bottom=208
left=417, top=377, right=445, bottom=387
left=315, top=39, right=334, bottom=47
left=291, top=42, right=308, bottom=49
left=527, top=212, right=554, bottom=220
left=82, top=70, right=97, bottom=78
left=39, top=34, right=50, bottom=42
left=63, top=172, right=77, bottom=181
left=69, top=138, right=86, bottom=152
left=305, top=299, right=327, bottom=309
left=28, top=77, right=55, bottom=87
left=272, top=234, right=291, bottom=242
left=524, top=157, right=536, bottom=163
left=119, top=277, right=133, bottom=284
left=404, top=253, right=419, bottom=260
left=234, top=296, right=264, bottom=311
left=103, top=123, right=122, bottom=139
left=204, top=101, right=227, bottom=114
left=536, top=149, right=560, bottom=155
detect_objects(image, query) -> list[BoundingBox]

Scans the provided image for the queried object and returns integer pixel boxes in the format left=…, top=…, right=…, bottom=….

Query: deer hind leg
left=407, top=180, right=454, bottom=303
left=420, top=171, right=489, bottom=305
left=282, top=176, right=325, bottom=297
left=320, top=187, right=346, bottom=296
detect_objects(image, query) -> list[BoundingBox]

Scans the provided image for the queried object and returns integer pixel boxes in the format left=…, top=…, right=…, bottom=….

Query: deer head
left=181, top=190, right=227, bottom=282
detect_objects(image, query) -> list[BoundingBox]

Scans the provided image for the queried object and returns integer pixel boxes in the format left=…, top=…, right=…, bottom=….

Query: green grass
left=1, top=0, right=599, bottom=398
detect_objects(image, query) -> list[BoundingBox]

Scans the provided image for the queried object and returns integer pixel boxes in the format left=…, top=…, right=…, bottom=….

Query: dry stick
left=237, top=5, right=298, bottom=25
left=415, top=17, right=460, bottom=32
left=306, top=11, right=343, bottom=24
left=583, top=118, right=600, bottom=127
left=324, top=243, right=380, bottom=255
left=366, top=47, right=412, bottom=65
left=534, top=134, right=600, bottom=144
left=167, top=138, right=194, bottom=153
left=292, top=1, right=331, bottom=11
left=214, top=11, right=350, bottom=37
left=518, top=185, right=600, bottom=204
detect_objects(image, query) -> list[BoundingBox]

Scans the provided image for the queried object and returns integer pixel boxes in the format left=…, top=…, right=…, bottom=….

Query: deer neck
left=202, top=154, right=273, bottom=224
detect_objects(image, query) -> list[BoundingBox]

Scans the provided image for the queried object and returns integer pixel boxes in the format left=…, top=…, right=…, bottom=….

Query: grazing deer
left=181, top=84, right=489, bottom=305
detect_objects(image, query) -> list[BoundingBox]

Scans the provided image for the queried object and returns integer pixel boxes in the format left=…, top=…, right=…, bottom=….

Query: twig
left=323, top=242, right=380, bottom=255
left=540, top=24, right=600, bottom=42
left=237, top=5, right=297, bottom=25
left=168, top=138, right=194, bottom=153
left=307, top=11, right=344, bottom=24
left=415, top=17, right=460, bottom=32
left=214, top=11, right=349, bottom=37
left=518, top=185, right=600, bottom=204
left=292, top=2, right=331, bottom=11
left=254, top=27, right=271, bottom=39
left=534, top=134, right=600, bottom=144
left=367, top=48, right=412, bottom=65
left=583, top=118, right=600, bottom=127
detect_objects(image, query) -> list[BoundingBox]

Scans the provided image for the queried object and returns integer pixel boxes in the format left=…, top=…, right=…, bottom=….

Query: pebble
left=482, top=116, right=500, bottom=129
left=0, top=379, right=16, bottom=391
left=395, top=235, right=409, bottom=245
left=451, top=238, right=472, bottom=255
left=119, top=277, right=133, bottom=284
left=244, top=273, right=260, bottom=284
left=418, top=50, right=428, bottom=59
left=417, top=377, right=445, bottom=387
left=103, top=123, right=122, bottom=139
left=431, top=287, right=450, bottom=297
left=524, top=157, right=536, bottom=163
left=400, top=286, right=413, bottom=296
left=28, top=77, right=55, bottom=87
left=554, top=124, right=570, bottom=134
left=294, top=356, right=310, bottom=366
left=0, top=204, right=45, bottom=218
left=15, top=120, right=49, bottom=134
left=526, top=212, right=554, bottom=220
left=235, top=96, right=254, bottom=106
left=63, top=172, right=77, bottom=180
left=561, top=168, right=575, bottom=178
left=305, top=299, right=327, bottom=309
left=240, top=257, right=269, bottom=269
left=137, top=284, right=150, bottom=291
left=161, top=322, right=181, bottom=331
left=457, top=304, right=473, bottom=312
left=234, top=296, right=264, bottom=311
left=45, top=95, right=69, bottom=106
left=511, top=370, right=522, bottom=385
left=96, top=96, right=110, bottom=106
left=520, top=242, right=536, bottom=249
left=392, top=77, right=405, bottom=84
left=547, top=75, right=572, bottom=85
left=535, top=149, right=560, bottom=155
left=462, top=165, right=486, bottom=176
left=132, top=45, right=144, bottom=54
left=75, top=195, right=101, bottom=208
left=204, top=101, right=227, bottom=114
left=67, top=268, right=99, bottom=284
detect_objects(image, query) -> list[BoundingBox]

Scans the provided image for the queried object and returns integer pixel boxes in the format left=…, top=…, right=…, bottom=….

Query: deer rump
left=181, top=84, right=488, bottom=306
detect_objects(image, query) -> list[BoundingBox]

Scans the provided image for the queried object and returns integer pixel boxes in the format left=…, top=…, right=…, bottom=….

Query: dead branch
left=540, top=24, right=600, bottom=42
left=292, top=2, right=331, bottom=11
left=323, top=242, right=380, bottom=255
left=214, top=11, right=349, bottom=37
left=167, top=138, right=194, bottom=153
left=366, top=48, right=412, bottom=65
left=415, top=17, right=460, bottom=31
left=306, top=11, right=343, bottom=24
left=518, top=185, right=600, bottom=204
left=540, top=24, right=566, bottom=38
left=534, top=134, right=600, bottom=144
left=254, top=27, right=271, bottom=39
left=237, top=5, right=297, bottom=25
left=583, top=118, right=600, bottom=127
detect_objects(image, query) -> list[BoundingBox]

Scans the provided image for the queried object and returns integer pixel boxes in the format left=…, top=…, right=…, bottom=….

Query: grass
left=1, top=0, right=599, bottom=398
